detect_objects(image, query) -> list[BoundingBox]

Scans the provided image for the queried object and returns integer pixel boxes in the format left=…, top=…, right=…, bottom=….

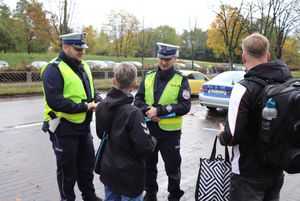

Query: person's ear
left=267, top=53, right=271, bottom=62
left=132, top=80, right=137, bottom=88
left=242, top=53, right=247, bottom=64
left=112, top=78, right=116, bottom=86
left=172, top=56, right=177, bottom=62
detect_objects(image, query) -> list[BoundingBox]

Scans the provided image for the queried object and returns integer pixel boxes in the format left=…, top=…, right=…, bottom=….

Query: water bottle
left=260, top=98, right=277, bottom=142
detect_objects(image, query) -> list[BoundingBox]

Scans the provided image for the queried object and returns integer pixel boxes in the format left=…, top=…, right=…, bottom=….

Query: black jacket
left=96, top=87, right=155, bottom=197
left=42, top=50, right=102, bottom=135
left=219, top=60, right=291, bottom=176
left=134, top=67, right=191, bottom=139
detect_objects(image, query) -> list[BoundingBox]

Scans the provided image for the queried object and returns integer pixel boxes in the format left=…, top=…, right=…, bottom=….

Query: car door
left=188, top=73, right=208, bottom=95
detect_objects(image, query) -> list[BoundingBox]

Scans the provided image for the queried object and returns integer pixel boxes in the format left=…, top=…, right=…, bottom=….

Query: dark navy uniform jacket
left=134, top=66, right=191, bottom=139
left=42, top=50, right=102, bottom=136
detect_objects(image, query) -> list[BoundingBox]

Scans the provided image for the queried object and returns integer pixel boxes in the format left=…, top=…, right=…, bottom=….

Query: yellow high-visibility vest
left=41, top=58, right=94, bottom=123
left=144, top=71, right=183, bottom=131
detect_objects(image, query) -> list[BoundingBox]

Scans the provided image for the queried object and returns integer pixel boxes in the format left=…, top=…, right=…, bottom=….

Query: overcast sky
left=3, top=0, right=242, bottom=33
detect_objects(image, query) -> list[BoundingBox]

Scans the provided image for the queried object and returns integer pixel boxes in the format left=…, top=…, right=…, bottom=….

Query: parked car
left=124, top=61, right=142, bottom=68
left=198, top=70, right=245, bottom=110
left=185, top=63, right=201, bottom=69
left=0, top=60, right=9, bottom=69
left=86, top=60, right=108, bottom=69
left=179, top=70, right=209, bottom=95
left=103, top=61, right=116, bottom=68
left=232, top=65, right=246, bottom=71
left=174, top=63, right=186, bottom=69
left=30, top=61, right=48, bottom=69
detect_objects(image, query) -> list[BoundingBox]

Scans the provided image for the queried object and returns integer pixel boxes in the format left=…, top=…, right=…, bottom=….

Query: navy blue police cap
left=157, top=42, right=180, bottom=59
left=59, top=32, right=88, bottom=49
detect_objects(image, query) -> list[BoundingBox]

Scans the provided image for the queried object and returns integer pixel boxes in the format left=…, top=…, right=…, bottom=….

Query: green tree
left=0, top=2, right=15, bottom=52
left=93, top=30, right=111, bottom=56
left=154, top=25, right=179, bottom=45
left=82, top=25, right=97, bottom=54
left=134, top=28, right=157, bottom=58
left=180, top=28, right=214, bottom=62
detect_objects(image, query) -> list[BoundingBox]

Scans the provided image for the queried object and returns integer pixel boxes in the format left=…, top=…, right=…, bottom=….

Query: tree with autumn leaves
left=0, top=0, right=299, bottom=68
left=207, top=0, right=300, bottom=69
left=207, top=3, right=250, bottom=69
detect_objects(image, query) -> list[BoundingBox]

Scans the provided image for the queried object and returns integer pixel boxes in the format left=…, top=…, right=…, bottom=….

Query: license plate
left=209, top=89, right=226, bottom=95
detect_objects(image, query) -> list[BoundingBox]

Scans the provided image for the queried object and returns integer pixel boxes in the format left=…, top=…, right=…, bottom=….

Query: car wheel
left=207, top=107, right=216, bottom=110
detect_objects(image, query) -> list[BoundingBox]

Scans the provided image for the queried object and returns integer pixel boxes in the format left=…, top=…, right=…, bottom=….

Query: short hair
left=242, top=33, right=269, bottom=58
left=113, top=62, right=137, bottom=89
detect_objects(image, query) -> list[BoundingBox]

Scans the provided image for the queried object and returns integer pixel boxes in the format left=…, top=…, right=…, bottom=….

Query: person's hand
left=87, top=102, right=99, bottom=111
left=216, top=123, right=225, bottom=138
left=151, top=116, right=160, bottom=122
left=146, top=107, right=158, bottom=120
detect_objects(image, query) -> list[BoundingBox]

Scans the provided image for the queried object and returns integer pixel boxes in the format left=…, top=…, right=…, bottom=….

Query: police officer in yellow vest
left=134, top=42, right=191, bottom=201
left=41, top=32, right=102, bottom=201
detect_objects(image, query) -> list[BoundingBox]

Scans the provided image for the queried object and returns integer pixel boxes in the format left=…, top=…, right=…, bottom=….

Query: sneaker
left=143, top=193, right=157, bottom=201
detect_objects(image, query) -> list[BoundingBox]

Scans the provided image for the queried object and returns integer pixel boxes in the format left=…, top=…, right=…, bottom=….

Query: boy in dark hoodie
left=95, top=63, right=156, bottom=201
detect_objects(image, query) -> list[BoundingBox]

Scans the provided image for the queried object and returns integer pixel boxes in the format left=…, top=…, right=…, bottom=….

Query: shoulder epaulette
left=52, top=57, right=62, bottom=67
left=175, top=70, right=185, bottom=77
left=146, top=69, right=157, bottom=75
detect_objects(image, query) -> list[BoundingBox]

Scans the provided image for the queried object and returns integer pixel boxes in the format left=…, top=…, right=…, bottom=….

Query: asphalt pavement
left=0, top=98, right=299, bottom=201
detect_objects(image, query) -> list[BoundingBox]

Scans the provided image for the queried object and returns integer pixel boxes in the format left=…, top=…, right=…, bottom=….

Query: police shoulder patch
left=182, top=90, right=190, bottom=100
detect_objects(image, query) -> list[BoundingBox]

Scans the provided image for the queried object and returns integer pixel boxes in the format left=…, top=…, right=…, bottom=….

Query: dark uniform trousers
left=145, top=136, right=184, bottom=200
left=49, top=132, right=97, bottom=201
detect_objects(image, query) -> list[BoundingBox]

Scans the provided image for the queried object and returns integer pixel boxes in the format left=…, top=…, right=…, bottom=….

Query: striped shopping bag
left=195, top=136, right=231, bottom=201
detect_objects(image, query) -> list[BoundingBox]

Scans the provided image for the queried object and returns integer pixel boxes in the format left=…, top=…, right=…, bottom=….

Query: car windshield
left=212, top=71, right=245, bottom=83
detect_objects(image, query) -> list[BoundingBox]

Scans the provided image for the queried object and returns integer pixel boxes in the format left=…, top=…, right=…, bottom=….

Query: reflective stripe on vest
left=41, top=58, right=94, bottom=123
left=144, top=71, right=183, bottom=131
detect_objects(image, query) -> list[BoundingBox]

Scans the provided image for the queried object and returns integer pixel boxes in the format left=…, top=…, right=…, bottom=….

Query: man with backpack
left=217, top=33, right=292, bottom=201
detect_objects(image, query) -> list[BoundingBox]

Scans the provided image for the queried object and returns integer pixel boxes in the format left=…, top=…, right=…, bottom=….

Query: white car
left=123, top=61, right=142, bottom=68
left=103, top=61, right=116, bottom=68
left=0, top=60, right=9, bottom=69
left=86, top=60, right=108, bottom=70
left=30, top=61, right=48, bottom=69
left=199, top=71, right=246, bottom=110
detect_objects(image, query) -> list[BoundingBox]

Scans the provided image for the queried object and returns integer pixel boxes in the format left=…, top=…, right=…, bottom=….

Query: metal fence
left=0, top=70, right=150, bottom=94
left=0, top=70, right=149, bottom=83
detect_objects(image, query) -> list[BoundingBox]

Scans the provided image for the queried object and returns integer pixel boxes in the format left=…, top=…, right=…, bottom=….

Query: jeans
left=229, top=173, right=284, bottom=201
left=104, top=186, right=142, bottom=201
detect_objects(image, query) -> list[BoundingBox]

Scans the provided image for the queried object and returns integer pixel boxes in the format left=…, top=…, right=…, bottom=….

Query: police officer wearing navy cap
left=134, top=42, right=191, bottom=201
left=41, top=32, right=102, bottom=201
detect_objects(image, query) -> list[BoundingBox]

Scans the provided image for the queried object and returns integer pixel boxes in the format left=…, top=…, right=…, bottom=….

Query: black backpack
left=247, top=76, right=300, bottom=174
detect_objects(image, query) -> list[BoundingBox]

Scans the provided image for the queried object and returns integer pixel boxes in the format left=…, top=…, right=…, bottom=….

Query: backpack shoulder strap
left=243, top=76, right=269, bottom=113
left=245, top=76, right=268, bottom=87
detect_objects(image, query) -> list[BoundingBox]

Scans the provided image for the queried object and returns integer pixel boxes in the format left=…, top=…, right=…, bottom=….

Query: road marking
left=14, top=122, right=43, bottom=129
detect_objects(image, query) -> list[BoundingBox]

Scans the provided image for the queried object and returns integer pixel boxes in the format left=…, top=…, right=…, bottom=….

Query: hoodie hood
left=245, top=60, right=291, bottom=82
left=96, top=87, right=133, bottom=132
left=104, top=87, right=133, bottom=109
